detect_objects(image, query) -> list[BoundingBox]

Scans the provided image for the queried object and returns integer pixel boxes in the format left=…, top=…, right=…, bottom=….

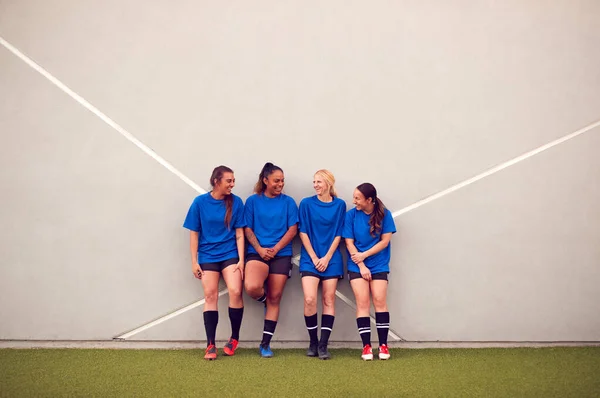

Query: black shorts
left=301, top=271, right=343, bottom=281
left=200, top=257, right=239, bottom=273
left=348, top=271, right=389, bottom=281
left=246, top=253, right=293, bottom=277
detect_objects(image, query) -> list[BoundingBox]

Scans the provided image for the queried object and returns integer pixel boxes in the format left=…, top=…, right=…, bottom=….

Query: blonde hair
left=314, top=169, right=337, bottom=197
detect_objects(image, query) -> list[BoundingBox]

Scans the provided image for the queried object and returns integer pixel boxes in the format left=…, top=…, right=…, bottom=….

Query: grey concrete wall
left=1, top=0, right=599, bottom=342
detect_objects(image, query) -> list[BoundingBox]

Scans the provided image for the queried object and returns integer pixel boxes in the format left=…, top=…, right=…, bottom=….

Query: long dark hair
left=210, top=165, right=234, bottom=229
left=254, top=162, right=283, bottom=194
left=356, top=182, right=386, bottom=237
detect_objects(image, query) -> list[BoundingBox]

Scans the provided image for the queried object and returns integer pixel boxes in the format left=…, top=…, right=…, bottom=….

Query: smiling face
left=313, top=174, right=329, bottom=196
left=264, top=170, right=284, bottom=197
left=214, top=172, right=235, bottom=196
left=352, top=188, right=373, bottom=213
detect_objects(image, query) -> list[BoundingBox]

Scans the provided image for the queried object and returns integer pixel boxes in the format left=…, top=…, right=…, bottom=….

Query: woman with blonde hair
left=298, top=169, right=346, bottom=359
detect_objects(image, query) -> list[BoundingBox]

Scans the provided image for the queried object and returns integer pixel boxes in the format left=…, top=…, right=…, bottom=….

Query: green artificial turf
left=1, top=347, right=599, bottom=397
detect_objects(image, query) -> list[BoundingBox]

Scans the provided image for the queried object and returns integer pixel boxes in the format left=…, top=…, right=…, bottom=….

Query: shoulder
left=345, top=208, right=357, bottom=218
left=245, top=194, right=258, bottom=204
left=383, top=208, right=393, bottom=218
left=231, top=194, right=244, bottom=205
left=282, top=194, right=298, bottom=205
left=299, top=196, right=315, bottom=207
left=334, top=197, right=347, bottom=208
left=192, top=193, right=209, bottom=205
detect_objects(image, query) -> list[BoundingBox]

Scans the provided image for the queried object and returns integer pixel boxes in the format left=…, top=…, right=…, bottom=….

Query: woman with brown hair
left=343, top=183, right=396, bottom=360
left=244, top=162, right=298, bottom=358
left=183, top=165, right=246, bottom=360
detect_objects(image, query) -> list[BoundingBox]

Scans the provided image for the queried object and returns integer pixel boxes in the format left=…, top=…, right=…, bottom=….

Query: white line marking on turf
left=392, top=119, right=600, bottom=218
left=115, top=290, right=229, bottom=339
left=0, top=36, right=205, bottom=194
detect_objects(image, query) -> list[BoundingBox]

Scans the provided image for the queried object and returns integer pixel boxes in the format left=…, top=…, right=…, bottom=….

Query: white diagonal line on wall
left=392, top=119, right=600, bottom=219
left=115, top=290, right=230, bottom=339
left=116, top=255, right=404, bottom=341
left=0, top=36, right=206, bottom=195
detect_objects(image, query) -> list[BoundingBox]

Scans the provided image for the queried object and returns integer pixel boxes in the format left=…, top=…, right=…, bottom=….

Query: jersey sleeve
left=382, top=209, right=397, bottom=234
left=232, top=196, right=247, bottom=229
left=298, top=199, right=309, bottom=234
left=183, top=198, right=201, bottom=232
left=334, top=200, right=346, bottom=237
left=342, top=210, right=355, bottom=239
left=244, top=196, right=255, bottom=230
left=286, top=196, right=299, bottom=228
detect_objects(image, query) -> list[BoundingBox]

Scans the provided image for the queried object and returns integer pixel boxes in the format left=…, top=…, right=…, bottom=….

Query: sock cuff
left=264, top=319, right=277, bottom=333
left=304, top=313, right=318, bottom=326
left=356, top=317, right=370, bottom=328
left=228, top=307, right=244, bottom=314
left=375, top=312, right=390, bottom=323
left=321, top=314, right=335, bottom=328
left=203, top=310, right=219, bottom=321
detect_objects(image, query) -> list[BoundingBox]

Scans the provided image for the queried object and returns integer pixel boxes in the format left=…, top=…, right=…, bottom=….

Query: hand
left=257, top=247, right=272, bottom=261
left=359, top=263, right=371, bottom=281
left=192, top=263, right=203, bottom=279
left=267, top=247, right=279, bottom=259
left=351, top=252, right=367, bottom=264
left=233, top=260, right=245, bottom=280
left=315, top=257, right=329, bottom=273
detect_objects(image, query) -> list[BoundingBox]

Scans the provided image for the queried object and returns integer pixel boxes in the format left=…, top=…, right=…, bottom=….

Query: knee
left=228, top=285, right=243, bottom=299
left=355, top=297, right=370, bottom=312
left=267, top=291, right=283, bottom=305
left=372, top=296, right=387, bottom=311
left=322, top=294, right=335, bottom=310
left=304, top=295, right=317, bottom=309
left=204, top=289, right=219, bottom=305
left=244, top=281, right=262, bottom=298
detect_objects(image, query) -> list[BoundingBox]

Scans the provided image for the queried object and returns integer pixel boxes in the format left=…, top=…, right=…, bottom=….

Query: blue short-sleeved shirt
left=244, top=193, right=298, bottom=256
left=183, top=193, right=246, bottom=264
left=298, top=196, right=346, bottom=277
left=342, top=208, right=396, bottom=273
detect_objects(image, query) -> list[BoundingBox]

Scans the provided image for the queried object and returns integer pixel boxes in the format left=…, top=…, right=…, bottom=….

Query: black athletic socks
left=356, top=317, right=371, bottom=347
left=203, top=310, right=219, bottom=346
left=304, top=313, right=319, bottom=344
left=261, top=319, right=277, bottom=346
left=228, top=307, right=244, bottom=340
left=319, top=314, right=335, bottom=346
left=256, top=292, right=267, bottom=305
left=376, top=312, right=390, bottom=346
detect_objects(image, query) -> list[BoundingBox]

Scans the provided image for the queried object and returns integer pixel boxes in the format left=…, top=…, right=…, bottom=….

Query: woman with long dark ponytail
left=244, top=162, right=298, bottom=358
left=183, top=166, right=246, bottom=360
left=342, top=183, right=396, bottom=360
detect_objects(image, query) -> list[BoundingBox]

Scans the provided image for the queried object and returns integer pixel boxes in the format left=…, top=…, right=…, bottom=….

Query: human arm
left=234, top=227, right=245, bottom=279
left=190, top=231, right=203, bottom=279
left=245, top=227, right=271, bottom=260
left=350, top=233, right=393, bottom=264
left=345, top=237, right=371, bottom=281
left=269, top=224, right=298, bottom=257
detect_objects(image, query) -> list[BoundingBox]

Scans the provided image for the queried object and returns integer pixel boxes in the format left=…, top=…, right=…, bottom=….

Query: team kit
left=183, top=163, right=397, bottom=361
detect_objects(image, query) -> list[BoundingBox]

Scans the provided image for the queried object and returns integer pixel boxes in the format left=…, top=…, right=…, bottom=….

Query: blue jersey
left=183, top=193, right=246, bottom=264
left=342, top=208, right=396, bottom=273
left=298, top=196, right=346, bottom=277
left=244, top=193, right=298, bottom=256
